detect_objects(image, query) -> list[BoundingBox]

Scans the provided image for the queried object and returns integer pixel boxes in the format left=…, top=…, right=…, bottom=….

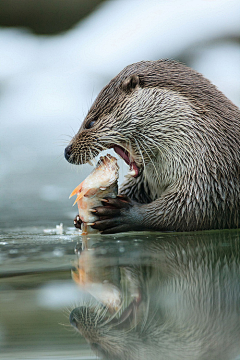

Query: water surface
left=1, top=226, right=240, bottom=359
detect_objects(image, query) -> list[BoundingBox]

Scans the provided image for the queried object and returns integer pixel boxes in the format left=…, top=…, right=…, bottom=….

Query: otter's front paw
left=74, top=215, right=82, bottom=229
left=90, top=195, right=136, bottom=234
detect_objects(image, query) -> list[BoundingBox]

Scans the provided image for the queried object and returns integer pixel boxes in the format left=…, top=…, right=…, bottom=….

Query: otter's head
left=64, top=71, right=146, bottom=178
left=65, top=60, right=238, bottom=183
left=69, top=300, right=144, bottom=360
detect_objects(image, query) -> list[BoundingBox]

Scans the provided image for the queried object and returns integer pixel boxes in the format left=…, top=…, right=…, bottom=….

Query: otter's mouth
left=113, top=145, right=139, bottom=178
left=69, top=294, right=141, bottom=359
left=70, top=290, right=141, bottom=336
left=107, top=294, right=141, bottom=329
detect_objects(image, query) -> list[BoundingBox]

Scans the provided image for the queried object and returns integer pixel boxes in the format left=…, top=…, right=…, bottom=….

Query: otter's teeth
left=128, top=168, right=137, bottom=177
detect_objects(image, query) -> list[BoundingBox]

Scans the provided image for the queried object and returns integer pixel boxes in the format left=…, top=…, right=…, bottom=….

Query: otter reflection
left=70, top=232, right=240, bottom=360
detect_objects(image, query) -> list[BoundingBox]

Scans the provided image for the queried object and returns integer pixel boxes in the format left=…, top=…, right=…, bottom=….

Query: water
left=0, top=225, right=95, bottom=359
left=1, top=226, right=240, bottom=360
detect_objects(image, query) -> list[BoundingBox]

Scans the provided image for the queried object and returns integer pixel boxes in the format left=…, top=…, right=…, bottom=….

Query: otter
left=64, top=60, right=240, bottom=233
left=69, top=233, right=240, bottom=360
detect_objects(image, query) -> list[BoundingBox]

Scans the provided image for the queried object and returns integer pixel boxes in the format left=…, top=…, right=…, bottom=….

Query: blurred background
left=0, top=0, right=240, bottom=229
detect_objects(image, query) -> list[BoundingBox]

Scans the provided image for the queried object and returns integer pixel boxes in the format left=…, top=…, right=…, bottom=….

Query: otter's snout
left=64, top=144, right=72, bottom=162
left=69, top=309, right=78, bottom=329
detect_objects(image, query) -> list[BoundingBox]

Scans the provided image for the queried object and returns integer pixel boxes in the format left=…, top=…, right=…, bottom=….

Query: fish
left=70, top=154, right=119, bottom=234
left=71, top=247, right=122, bottom=311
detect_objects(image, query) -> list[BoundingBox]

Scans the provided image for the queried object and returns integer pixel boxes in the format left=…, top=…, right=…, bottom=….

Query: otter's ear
left=121, top=75, right=140, bottom=92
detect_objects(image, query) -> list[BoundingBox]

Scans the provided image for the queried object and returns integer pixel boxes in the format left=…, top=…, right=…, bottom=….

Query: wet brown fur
left=66, top=60, right=240, bottom=232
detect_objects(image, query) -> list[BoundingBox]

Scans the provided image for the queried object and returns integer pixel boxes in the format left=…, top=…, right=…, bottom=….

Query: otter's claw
left=74, top=215, right=82, bottom=229
left=91, top=220, right=133, bottom=234
left=90, top=195, right=133, bottom=218
left=90, top=195, right=135, bottom=234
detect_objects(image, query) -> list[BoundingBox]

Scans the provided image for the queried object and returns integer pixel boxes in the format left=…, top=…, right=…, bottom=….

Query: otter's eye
left=85, top=119, right=96, bottom=129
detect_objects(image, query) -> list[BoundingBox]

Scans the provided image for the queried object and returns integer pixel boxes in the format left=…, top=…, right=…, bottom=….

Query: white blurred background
left=0, top=0, right=240, bottom=228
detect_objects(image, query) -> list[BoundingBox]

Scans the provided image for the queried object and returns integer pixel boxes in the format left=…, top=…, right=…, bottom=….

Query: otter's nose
left=64, top=144, right=72, bottom=161
left=69, top=310, right=77, bottom=329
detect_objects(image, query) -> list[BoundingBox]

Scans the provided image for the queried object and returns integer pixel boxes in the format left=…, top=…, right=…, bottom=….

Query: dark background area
left=0, top=0, right=105, bottom=34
